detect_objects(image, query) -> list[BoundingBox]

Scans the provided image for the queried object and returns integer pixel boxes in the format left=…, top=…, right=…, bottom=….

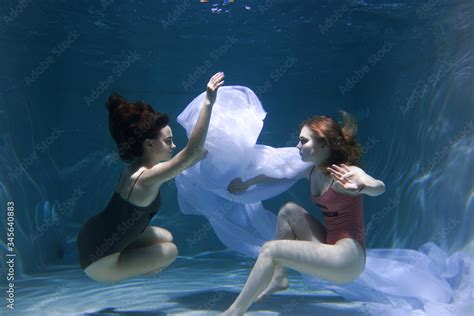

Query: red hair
left=106, top=93, right=169, bottom=162
left=300, top=110, right=363, bottom=175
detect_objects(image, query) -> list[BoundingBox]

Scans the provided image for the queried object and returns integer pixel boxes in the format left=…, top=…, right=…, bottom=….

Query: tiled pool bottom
left=8, top=251, right=367, bottom=315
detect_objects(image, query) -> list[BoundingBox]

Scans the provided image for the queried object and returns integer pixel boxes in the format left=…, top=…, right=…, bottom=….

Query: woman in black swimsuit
left=76, top=72, right=225, bottom=283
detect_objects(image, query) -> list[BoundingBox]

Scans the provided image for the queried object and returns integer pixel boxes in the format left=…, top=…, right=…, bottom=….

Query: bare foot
left=255, top=276, right=289, bottom=302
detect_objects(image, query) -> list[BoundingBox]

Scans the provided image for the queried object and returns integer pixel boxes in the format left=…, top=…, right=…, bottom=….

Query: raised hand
left=206, top=72, right=225, bottom=105
left=327, top=163, right=364, bottom=193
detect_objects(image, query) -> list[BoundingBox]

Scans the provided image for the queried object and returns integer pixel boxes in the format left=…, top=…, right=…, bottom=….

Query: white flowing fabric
left=175, top=86, right=474, bottom=315
left=175, top=86, right=312, bottom=257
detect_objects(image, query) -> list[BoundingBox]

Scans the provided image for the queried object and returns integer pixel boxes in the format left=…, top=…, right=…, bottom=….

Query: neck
left=132, top=156, right=159, bottom=169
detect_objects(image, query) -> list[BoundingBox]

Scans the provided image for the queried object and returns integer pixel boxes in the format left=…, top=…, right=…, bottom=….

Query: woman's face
left=150, top=125, right=176, bottom=161
left=296, top=125, right=330, bottom=164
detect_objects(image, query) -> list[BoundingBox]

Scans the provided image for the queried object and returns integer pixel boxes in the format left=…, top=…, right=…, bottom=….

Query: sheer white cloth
left=175, top=86, right=311, bottom=257
left=175, top=86, right=473, bottom=315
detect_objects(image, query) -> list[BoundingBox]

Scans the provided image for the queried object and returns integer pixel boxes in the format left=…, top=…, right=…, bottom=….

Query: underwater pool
left=0, top=0, right=473, bottom=315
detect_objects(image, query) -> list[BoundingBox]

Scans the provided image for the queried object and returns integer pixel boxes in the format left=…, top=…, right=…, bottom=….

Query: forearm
left=186, top=99, right=213, bottom=153
left=359, top=176, right=385, bottom=196
left=245, top=174, right=282, bottom=187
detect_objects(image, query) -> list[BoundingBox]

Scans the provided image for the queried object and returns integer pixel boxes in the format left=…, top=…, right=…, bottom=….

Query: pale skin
left=222, top=125, right=385, bottom=315
left=83, top=72, right=225, bottom=283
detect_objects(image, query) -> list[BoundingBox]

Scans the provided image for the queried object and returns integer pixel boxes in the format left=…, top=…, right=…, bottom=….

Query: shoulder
left=298, top=164, right=316, bottom=180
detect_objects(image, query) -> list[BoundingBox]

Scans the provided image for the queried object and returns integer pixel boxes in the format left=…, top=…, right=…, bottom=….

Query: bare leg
left=221, top=238, right=364, bottom=315
left=124, top=226, right=173, bottom=250
left=84, top=226, right=177, bottom=283
left=257, top=202, right=327, bottom=301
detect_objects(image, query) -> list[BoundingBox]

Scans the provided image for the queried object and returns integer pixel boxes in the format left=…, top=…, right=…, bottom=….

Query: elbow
left=184, top=144, right=204, bottom=157
left=377, top=181, right=386, bottom=195
left=183, top=146, right=205, bottom=163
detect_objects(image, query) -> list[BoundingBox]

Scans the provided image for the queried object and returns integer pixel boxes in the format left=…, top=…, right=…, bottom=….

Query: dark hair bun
left=106, top=92, right=127, bottom=115
left=105, top=93, right=170, bottom=162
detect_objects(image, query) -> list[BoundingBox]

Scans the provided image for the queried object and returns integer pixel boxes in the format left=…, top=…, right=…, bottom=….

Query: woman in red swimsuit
left=223, top=111, right=386, bottom=315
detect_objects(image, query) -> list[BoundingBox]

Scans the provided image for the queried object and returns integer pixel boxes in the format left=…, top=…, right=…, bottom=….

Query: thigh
left=124, top=226, right=173, bottom=250
left=263, top=239, right=364, bottom=283
left=85, top=242, right=178, bottom=283
left=279, top=202, right=327, bottom=244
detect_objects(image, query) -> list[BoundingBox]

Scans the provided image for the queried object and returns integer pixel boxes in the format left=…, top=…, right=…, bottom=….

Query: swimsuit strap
left=309, top=165, right=317, bottom=179
left=126, top=169, right=146, bottom=201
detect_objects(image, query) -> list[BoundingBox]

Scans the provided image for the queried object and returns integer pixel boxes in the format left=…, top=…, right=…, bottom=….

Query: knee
left=151, top=226, right=173, bottom=242
left=161, top=228, right=173, bottom=243
left=259, top=241, right=277, bottom=258
left=278, top=202, right=301, bottom=221
left=166, top=242, right=178, bottom=262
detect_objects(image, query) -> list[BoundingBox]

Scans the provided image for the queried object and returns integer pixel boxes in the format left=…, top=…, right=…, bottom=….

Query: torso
left=309, top=166, right=344, bottom=196
left=308, top=164, right=366, bottom=258
left=116, top=165, right=160, bottom=208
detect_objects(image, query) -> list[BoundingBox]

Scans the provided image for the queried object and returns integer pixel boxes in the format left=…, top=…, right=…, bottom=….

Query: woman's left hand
left=327, top=164, right=365, bottom=193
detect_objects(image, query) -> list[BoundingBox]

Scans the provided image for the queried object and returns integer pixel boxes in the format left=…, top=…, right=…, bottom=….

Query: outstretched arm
left=327, top=164, right=385, bottom=196
left=227, top=165, right=313, bottom=194
left=141, top=72, right=225, bottom=188
left=227, top=175, right=281, bottom=194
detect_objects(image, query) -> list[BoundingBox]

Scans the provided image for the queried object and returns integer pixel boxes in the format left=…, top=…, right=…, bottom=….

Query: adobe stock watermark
left=406, top=216, right=460, bottom=267
left=255, top=55, right=298, bottom=98
left=186, top=201, right=235, bottom=248
left=319, top=4, right=349, bottom=35
left=30, top=188, right=85, bottom=241
left=416, top=0, right=442, bottom=19
left=360, top=136, right=379, bottom=156
left=197, top=290, right=226, bottom=311
left=100, top=0, right=115, bottom=11
left=24, top=31, right=80, bottom=87
left=36, top=283, right=66, bottom=313
left=161, top=0, right=191, bottom=29
left=400, top=58, right=455, bottom=115
left=88, top=206, right=151, bottom=263
left=182, top=35, right=237, bottom=91
left=360, top=196, right=399, bottom=240
left=421, top=120, right=474, bottom=174
left=8, top=128, right=64, bottom=181
left=84, top=51, right=140, bottom=107
left=2, top=0, right=33, bottom=25
left=339, top=40, right=395, bottom=96
left=257, top=0, right=277, bottom=14
left=433, top=216, right=461, bottom=246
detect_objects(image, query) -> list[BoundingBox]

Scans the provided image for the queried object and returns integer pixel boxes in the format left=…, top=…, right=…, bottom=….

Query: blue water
left=0, top=0, right=473, bottom=315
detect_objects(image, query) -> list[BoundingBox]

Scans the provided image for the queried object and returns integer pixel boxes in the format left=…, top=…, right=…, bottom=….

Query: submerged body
left=222, top=117, right=385, bottom=315
left=76, top=169, right=161, bottom=270
left=76, top=72, right=225, bottom=283
left=77, top=167, right=176, bottom=283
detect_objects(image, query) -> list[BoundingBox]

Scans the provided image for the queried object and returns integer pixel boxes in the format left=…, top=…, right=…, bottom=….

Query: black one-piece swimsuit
left=76, top=170, right=161, bottom=269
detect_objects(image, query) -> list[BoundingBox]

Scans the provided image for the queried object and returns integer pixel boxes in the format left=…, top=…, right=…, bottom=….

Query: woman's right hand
left=206, top=72, right=225, bottom=105
left=227, top=177, right=248, bottom=194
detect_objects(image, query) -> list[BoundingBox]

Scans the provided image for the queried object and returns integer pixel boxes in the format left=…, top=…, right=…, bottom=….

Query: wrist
left=243, top=180, right=252, bottom=188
